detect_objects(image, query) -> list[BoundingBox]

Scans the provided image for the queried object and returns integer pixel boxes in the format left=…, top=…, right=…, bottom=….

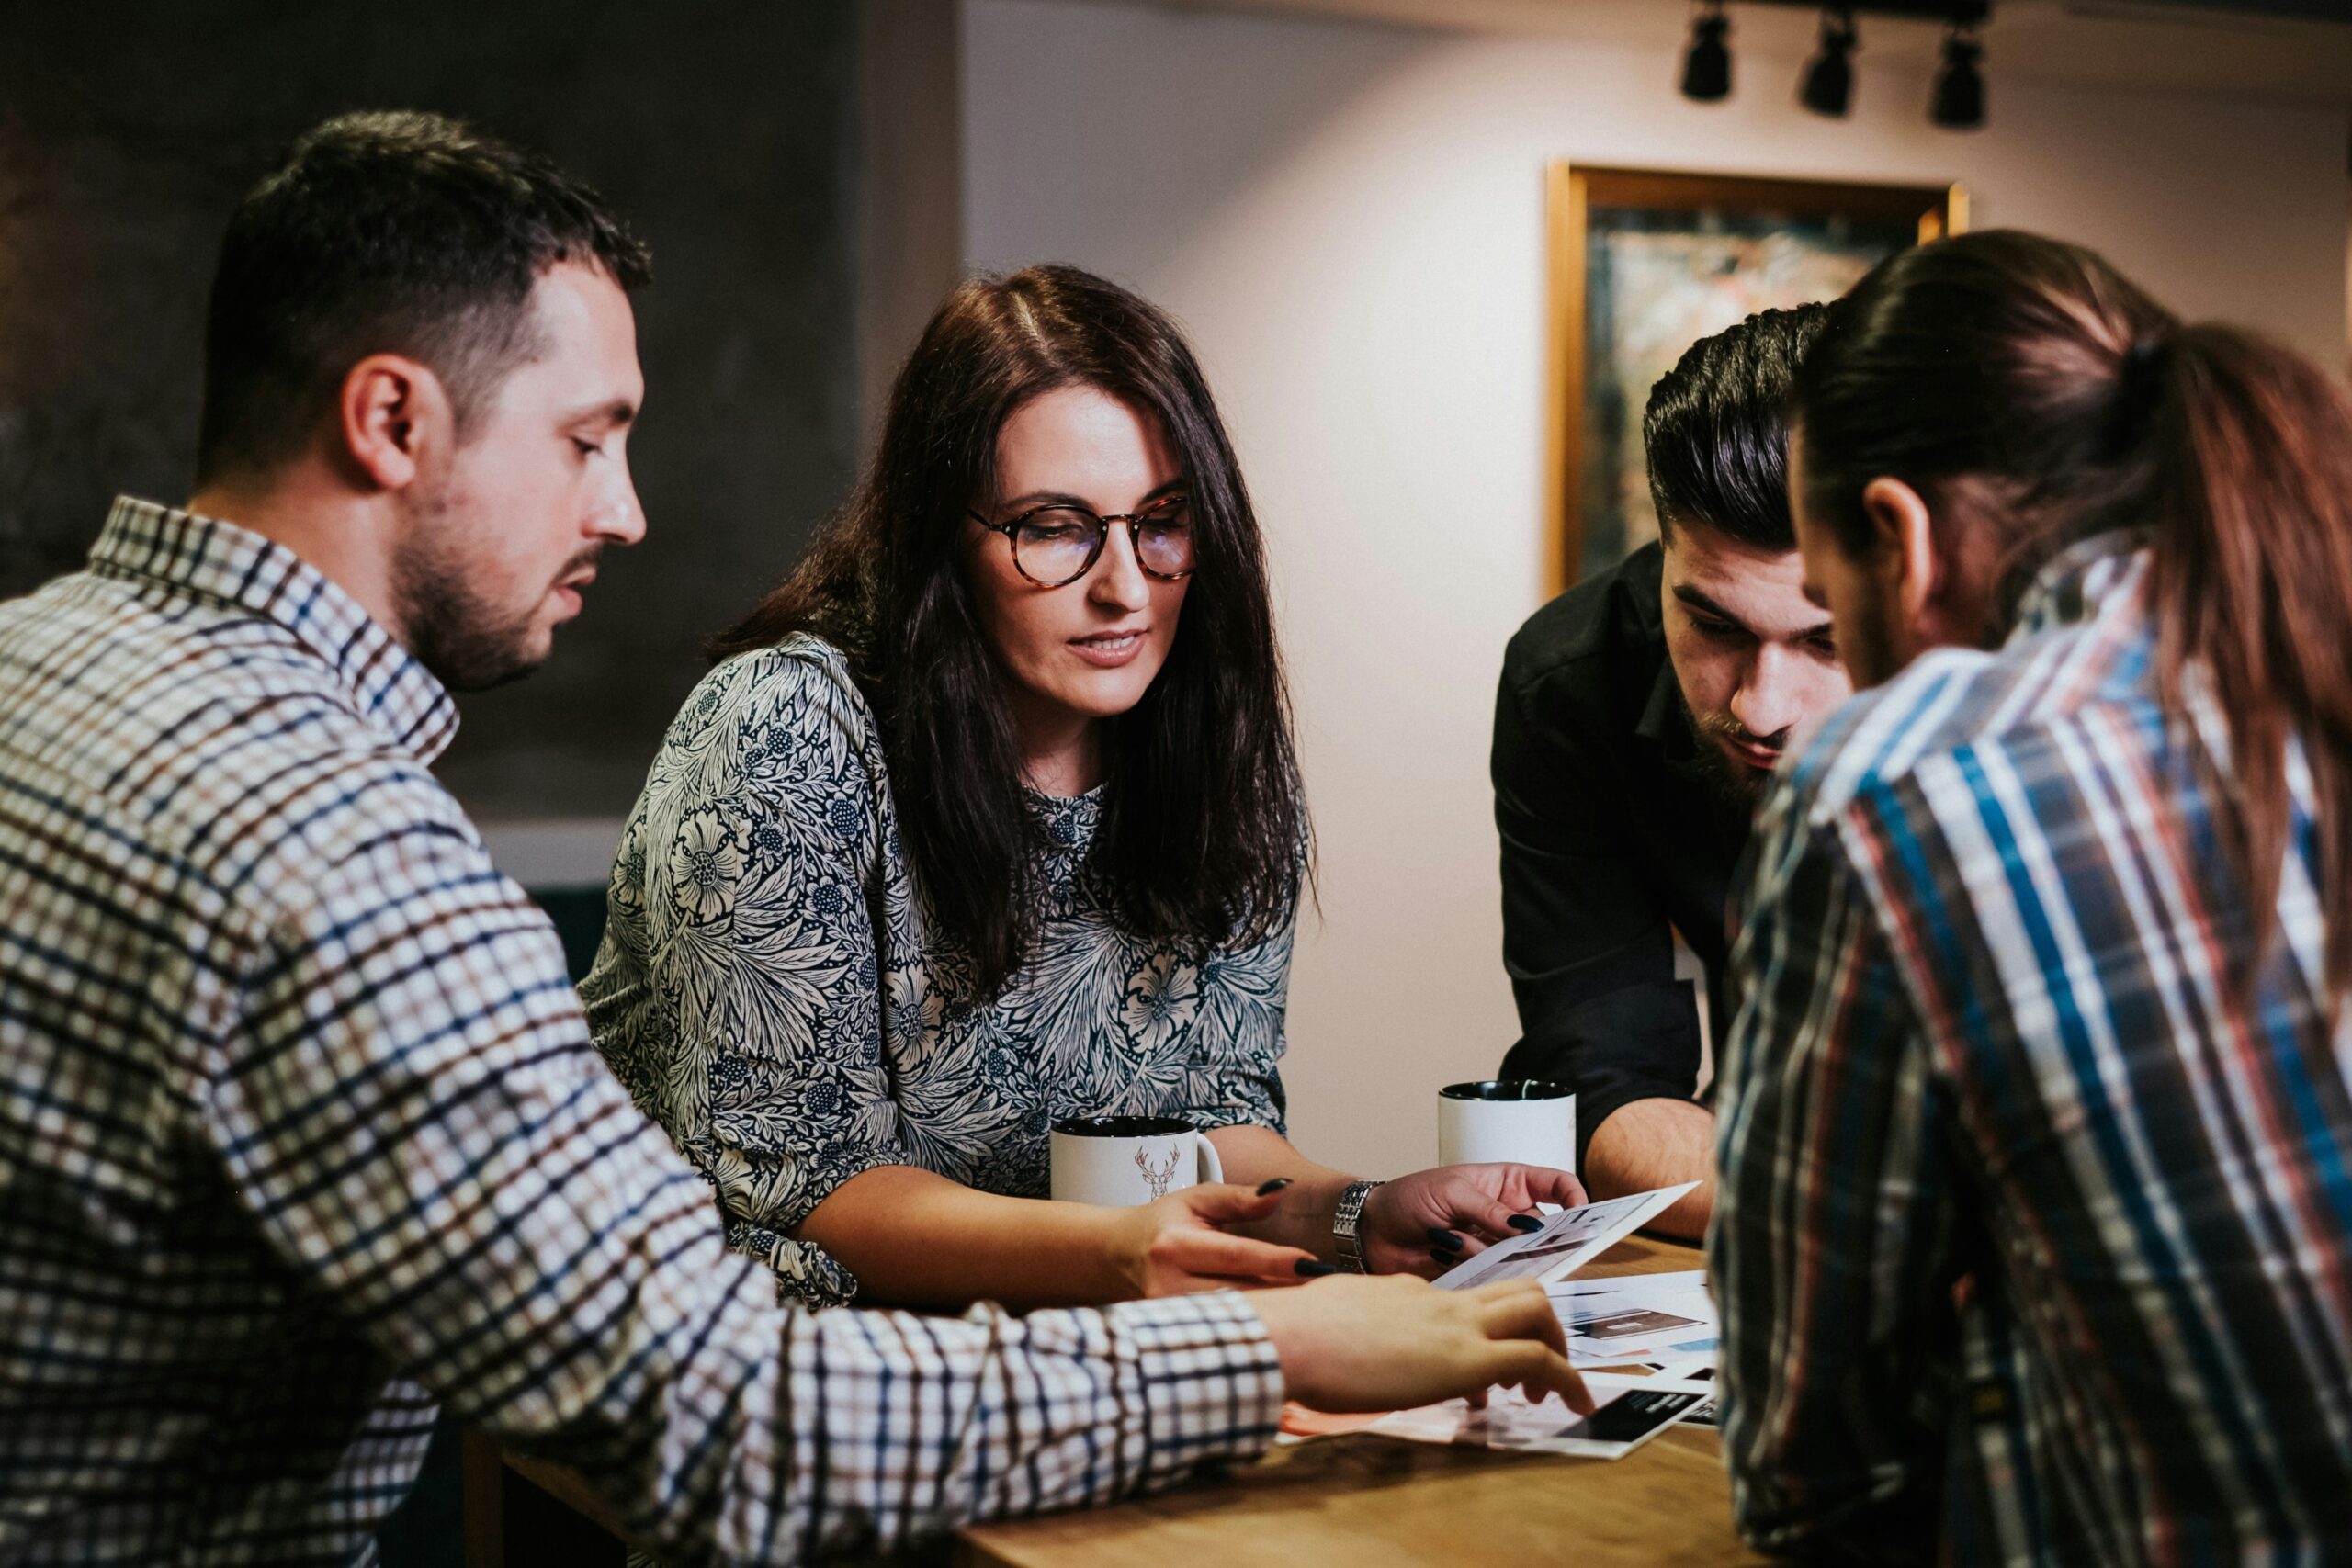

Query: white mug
left=1049, top=1115, right=1224, bottom=1206
left=1437, top=1080, right=1577, bottom=1173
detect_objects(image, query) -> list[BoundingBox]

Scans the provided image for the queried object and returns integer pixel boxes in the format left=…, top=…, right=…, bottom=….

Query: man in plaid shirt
left=0, top=111, right=1580, bottom=1566
left=1713, top=231, right=2352, bottom=1562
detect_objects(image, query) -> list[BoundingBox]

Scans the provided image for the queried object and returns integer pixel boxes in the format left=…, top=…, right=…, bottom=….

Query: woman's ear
left=1860, top=476, right=1939, bottom=626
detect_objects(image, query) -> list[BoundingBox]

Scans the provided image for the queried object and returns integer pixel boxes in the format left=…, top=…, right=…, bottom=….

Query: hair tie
left=2107, top=334, right=2173, bottom=457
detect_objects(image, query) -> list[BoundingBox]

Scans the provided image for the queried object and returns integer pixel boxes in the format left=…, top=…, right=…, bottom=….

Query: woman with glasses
left=582, top=266, right=1583, bottom=1310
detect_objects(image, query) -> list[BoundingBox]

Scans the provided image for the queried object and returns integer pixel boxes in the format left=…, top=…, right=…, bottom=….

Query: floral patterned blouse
left=581, top=634, right=1294, bottom=1304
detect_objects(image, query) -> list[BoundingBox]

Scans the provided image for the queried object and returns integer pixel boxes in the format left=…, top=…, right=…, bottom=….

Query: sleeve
left=593, top=649, right=909, bottom=1302
left=212, top=793, right=1283, bottom=1564
left=1708, top=789, right=1961, bottom=1563
left=1492, top=660, right=1702, bottom=1163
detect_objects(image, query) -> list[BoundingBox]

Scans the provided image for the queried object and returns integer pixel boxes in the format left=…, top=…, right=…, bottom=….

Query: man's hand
left=1103, top=1184, right=1322, bottom=1298
left=1363, top=1163, right=1588, bottom=1277
left=1250, top=1274, right=1592, bottom=1414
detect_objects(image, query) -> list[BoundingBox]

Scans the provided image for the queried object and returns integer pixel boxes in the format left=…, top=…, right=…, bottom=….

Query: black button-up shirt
left=1490, top=540, right=1750, bottom=1164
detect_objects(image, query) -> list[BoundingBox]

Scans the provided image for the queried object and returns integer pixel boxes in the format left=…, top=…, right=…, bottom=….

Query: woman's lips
left=1069, top=630, right=1146, bottom=668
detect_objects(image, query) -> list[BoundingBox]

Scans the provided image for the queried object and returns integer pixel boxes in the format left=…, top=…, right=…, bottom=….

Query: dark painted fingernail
left=1508, top=1213, right=1544, bottom=1233
left=1430, top=1248, right=1459, bottom=1268
left=1295, top=1258, right=1338, bottom=1277
left=1427, top=1227, right=1463, bottom=1250
left=1255, top=1178, right=1293, bottom=1196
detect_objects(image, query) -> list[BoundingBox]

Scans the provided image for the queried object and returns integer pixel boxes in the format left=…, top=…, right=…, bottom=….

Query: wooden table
left=955, top=1235, right=1765, bottom=1568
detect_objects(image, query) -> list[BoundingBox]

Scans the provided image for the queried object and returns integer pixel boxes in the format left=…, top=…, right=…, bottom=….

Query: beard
left=1669, top=697, right=1782, bottom=816
left=390, top=491, right=594, bottom=694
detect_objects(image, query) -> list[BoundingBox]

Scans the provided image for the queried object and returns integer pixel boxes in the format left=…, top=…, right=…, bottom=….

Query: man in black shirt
left=1492, top=306, right=1844, bottom=1238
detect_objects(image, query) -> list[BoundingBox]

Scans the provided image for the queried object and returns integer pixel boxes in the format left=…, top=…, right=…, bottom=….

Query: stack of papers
left=1362, top=1373, right=1714, bottom=1461
left=1551, top=1269, right=1718, bottom=1367
left=1285, top=1187, right=1724, bottom=1461
left=1485, top=1374, right=1715, bottom=1458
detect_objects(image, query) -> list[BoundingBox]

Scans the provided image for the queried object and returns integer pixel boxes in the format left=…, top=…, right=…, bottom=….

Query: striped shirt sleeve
left=213, top=800, right=1282, bottom=1562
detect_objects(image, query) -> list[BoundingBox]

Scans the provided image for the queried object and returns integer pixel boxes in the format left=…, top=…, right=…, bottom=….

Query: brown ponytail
left=2145, top=326, right=2352, bottom=991
left=1795, top=230, right=2352, bottom=998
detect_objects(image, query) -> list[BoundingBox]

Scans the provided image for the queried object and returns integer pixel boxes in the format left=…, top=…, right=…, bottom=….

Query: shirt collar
left=2008, top=527, right=2154, bottom=643
left=87, top=496, right=459, bottom=763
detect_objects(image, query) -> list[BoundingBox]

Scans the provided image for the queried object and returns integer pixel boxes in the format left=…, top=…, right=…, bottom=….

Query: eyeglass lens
left=1014, top=500, right=1194, bottom=586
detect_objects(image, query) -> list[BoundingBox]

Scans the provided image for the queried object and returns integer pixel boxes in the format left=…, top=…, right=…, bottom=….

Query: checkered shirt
left=1713, top=533, right=2352, bottom=1563
left=0, top=498, right=1283, bottom=1566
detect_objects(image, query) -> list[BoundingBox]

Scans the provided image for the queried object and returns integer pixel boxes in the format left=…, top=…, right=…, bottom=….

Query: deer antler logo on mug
left=1051, top=1116, right=1222, bottom=1206
left=1135, top=1145, right=1182, bottom=1200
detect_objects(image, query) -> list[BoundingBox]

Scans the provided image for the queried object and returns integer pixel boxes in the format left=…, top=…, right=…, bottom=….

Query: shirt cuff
left=1108, top=1291, right=1284, bottom=1483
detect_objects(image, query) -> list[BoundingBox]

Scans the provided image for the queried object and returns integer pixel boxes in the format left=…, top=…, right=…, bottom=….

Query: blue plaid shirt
left=1714, top=534, right=2352, bottom=1564
left=0, top=499, right=1283, bottom=1566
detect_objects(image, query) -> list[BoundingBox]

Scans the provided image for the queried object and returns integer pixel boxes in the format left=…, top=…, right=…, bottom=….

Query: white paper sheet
left=1431, top=1182, right=1699, bottom=1291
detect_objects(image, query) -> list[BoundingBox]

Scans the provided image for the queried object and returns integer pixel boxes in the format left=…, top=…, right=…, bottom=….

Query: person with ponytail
left=1712, top=229, right=2352, bottom=1563
left=582, top=265, right=1583, bottom=1313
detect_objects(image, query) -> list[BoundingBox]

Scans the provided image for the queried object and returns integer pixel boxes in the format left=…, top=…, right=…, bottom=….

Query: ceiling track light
left=1680, top=0, right=1733, bottom=104
left=1931, top=17, right=1986, bottom=130
left=1800, top=5, right=1858, bottom=118
left=1687, top=2, right=1987, bottom=128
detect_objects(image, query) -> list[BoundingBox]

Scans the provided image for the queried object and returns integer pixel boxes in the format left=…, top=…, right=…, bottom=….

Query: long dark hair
left=713, top=265, right=1306, bottom=997
left=1794, top=228, right=2352, bottom=996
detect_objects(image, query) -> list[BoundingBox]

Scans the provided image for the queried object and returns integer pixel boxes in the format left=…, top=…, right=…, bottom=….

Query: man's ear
left=335, top=354, right=451, bottom=492
left=1860, top=476, right=1939, bottom=626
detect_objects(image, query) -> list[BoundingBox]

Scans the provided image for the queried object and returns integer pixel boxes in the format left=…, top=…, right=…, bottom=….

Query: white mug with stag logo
left=1049, top=1115, right=1225, bottom=1206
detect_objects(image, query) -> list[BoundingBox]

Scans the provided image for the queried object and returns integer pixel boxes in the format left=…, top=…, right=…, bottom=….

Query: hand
left=1103, top=1183, right=1324, bottom=1299
left=1250, top=1274, right=1592, bottom=1415
left=1362, top=1163, right=1589, bottom=1278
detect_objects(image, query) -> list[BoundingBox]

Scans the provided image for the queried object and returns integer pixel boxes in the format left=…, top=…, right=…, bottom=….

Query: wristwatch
left=1331, top=1179, right=1385, bottom=1273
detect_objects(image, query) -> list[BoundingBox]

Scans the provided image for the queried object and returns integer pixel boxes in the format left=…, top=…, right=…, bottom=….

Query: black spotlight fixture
left=1931, top=19, right=1985, bottom=130
left=1799, top=6, right=1858, bottom=118
left=1680, top=0, right=1733, bottom=104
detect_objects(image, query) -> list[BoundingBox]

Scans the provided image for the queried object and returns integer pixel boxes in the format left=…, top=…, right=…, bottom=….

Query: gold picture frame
left=1544, top=164, right=1967, bottom=593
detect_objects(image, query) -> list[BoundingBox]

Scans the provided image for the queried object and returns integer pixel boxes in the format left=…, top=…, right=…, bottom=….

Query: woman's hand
left=1250, top=1274, right=1591, bottom=1415
left=1102, top=1182, right=1326, bottom=1299
left=1361, top=1163, right=1589, bottom=1278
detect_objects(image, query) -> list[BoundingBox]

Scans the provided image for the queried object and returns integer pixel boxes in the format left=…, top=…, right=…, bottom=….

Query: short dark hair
left=195, top=110, right=652, bottom=484
left=713, top=265, right=1306, bottom=998
left=1642, top=302, right=1829, bottom=552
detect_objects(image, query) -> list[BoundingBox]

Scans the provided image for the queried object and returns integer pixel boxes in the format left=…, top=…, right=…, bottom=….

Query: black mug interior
left=1439, top=1079, right=1573, bottom=1102
left=1053, top=1115, right=1193, bottom=1138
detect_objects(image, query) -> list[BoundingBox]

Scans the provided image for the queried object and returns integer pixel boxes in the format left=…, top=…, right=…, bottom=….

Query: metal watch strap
left=1331, top=1179, right=1383, bottom=1273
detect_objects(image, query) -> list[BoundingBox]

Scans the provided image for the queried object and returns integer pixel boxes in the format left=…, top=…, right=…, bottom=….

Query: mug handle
left=1196, top=1131, right=1225, bottom=1185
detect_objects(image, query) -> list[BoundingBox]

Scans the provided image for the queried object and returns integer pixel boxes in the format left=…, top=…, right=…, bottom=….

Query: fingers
left=1498, top=1345, right=1592, bottom=1415
left=1162, top=1227, right=1320, bottom=1284
left=1513, top=1165, right=1589, bottom=1210
left=1455, top=1191, right=1539, bottom=1241
left=1469, top=1278, right=1568, bottom=1356
left=1420, top=1225, right=1485, bottom=1278
left=1177, top=1181, right=1288, bottom=1225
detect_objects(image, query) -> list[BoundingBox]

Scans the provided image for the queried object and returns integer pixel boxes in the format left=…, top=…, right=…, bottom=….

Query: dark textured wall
left=0, top=0, right=859, bottom=818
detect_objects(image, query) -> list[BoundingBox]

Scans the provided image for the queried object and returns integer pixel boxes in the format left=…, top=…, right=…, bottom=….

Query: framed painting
left=1544, top=165, right=1966, bottom=591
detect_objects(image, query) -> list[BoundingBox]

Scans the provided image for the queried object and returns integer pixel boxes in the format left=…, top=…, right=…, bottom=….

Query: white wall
left=961, top=0, right=2351, bottom=1175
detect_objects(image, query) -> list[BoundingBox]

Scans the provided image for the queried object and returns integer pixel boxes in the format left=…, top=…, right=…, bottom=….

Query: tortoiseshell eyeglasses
left=968, top=494, right=1196, bottom=588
